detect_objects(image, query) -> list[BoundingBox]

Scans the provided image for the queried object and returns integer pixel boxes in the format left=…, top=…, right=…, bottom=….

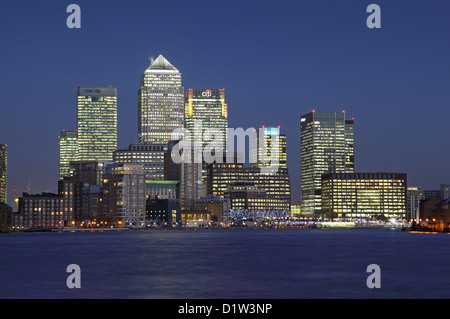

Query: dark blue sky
left=1, top=0, right=449, bottom=206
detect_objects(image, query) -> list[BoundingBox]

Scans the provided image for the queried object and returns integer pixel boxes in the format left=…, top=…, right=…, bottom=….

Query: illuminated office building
left=138, top=55, right=184, bottom=144
left=113, top=144, right=167, bottom=181
left=77, top=87, right=117, bottom=161
left=300, top=111, right=354, bottom=218
left=58, top=130, right=79, bottom=180
left=321, top=172, right=407, bottom=220
left=208, top=163, right=291, bottom=212
left=185, top=88, right=228, bottom=194
left=185, top=88, right=228, bottom=150
left=0, top=144, right=6, bottom=204
left=251, top=126, right=286, bottom=169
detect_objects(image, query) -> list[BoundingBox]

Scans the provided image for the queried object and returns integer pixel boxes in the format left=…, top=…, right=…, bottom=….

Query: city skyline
left=1, top=1, right=450, bottom=206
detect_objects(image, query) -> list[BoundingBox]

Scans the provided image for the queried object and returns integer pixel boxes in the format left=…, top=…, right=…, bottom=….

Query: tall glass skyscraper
left=185, top=88, right=228, bottom=151
left=77, top=87, right=117, bottom=161
left=58, top=130, right=79, bottom=180
left=138, top=55, right=184, bottom=144
left=251, top=126, right=287, bottom=169
left=0, top=144, right=7, bottom=204
left=185, top=89, right=228, bottom=194
left=300, top=111, right=355, bottom=218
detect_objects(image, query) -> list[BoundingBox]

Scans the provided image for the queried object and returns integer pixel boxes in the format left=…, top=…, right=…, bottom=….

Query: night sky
left=1, top=0, right=449, bottom=206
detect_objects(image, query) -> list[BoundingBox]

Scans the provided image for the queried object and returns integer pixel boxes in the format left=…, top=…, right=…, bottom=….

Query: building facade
left=113, top=143, right=167, bottom=181
left=251, top=126, right=287, bottom=169
left=440, top=184, right=450, bottom=200
left=208, top=163, right=291, bottom=212
left=15, top=192, right=65, bottom=229
left=104, top=163, right=146, bottom=228
left=300, top=111, right=354, bottom=218
left=138, top=55, right=184, bottom=144
left=321, top=172, right=407, bottom=220
left=184, top=88, right=228, bottom=151
left=77, top=87, right=117, bottom=161
left=58, top=130, right=79, bottom=180
left=407, top=186, right=423, bottom=221
left=0, top=144, right=6, bottom=204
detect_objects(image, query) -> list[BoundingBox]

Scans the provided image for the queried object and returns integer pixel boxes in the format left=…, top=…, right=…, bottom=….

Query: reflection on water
left=0, top=228, right=448, bottom=299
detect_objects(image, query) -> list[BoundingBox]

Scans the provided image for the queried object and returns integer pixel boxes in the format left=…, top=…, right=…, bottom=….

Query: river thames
left=0, top=228, right=448, bottom=299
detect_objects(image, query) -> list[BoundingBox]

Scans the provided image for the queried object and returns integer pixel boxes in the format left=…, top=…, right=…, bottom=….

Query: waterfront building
left=300, top=111, right=355, bottom=218
left=407, top=187, right=423, bottom=221
left=146, top=198, right=181, bottom=226
left=15, top=192, right=65, bottom=229
left=138, top=55, right=184, bottom=144
left=224, top=181, right=268, bottom=211
left=207, top=162, right=291, bottom=212
left=145, top=180, right=179, bottom=200
left=69, top=161, right=108, bottom=226
left=0, top=202, right=12, bottom=232
left=113, top=143, right=167, bottom=181
left=191, top=194, right=230, bottom=222
left=0, top=144, right=6, bottom=204
left=290, top=202, right=302, bottom=218
left=418, top=198, right=450, bottom=231
left=77, top=87, right=117, bottom=161
left=58, top=130, right=79, bottom=180
left=104, top=163, right=146, bottom=228
left=58, top=177, right=76, bottom=227
left=321, top=172, right=407, bottom=220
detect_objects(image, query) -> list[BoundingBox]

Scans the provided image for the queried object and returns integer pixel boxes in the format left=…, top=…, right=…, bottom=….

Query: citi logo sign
left=202, top=89, right=212, bottom=97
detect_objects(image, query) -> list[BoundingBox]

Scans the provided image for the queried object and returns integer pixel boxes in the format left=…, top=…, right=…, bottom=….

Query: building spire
left=147, top=54, right=178, bottom=71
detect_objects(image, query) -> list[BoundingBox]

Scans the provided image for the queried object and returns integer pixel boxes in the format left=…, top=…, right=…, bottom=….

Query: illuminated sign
left=301, top=118, right=306, bottom=122
left=77, top=87, right=116, bottom=97
left=202, top=89, right=212, bottom=97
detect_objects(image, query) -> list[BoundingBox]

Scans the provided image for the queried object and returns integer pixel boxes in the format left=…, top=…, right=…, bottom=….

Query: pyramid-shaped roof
left=147, top=54, right=178, bottom=71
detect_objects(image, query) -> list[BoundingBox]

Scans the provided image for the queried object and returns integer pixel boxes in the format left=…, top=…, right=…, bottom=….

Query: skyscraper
left=185, top=88, right=228, bottom=194
left=185, top=88, right=228, bottom=151
left=58, top=130, right=79, bottom=180
left=300, top=111, right=355, bottom=218
left=251, top=126, right=287, bottom=169
left=138, top=55, right=184, bottom=144
left=77, top=87, right=117, bottom=161
left=0, top=144, right=7, bottom=204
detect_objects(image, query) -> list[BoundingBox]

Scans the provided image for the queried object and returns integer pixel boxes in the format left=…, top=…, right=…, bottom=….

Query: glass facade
left=252, top=126, right=287, bottom=168
left=321, top=173, right=407, bottom=220
left=185, top=88, right=228, bottom=195
left=138, top=55, right=184, bottom=144
left=77, top=87, right=117, bottom=161
left=0, top=144, right=6, bottom=204
left=58, top=130, right=79, bottom=180
left=300, top=111, right=354, bottom=218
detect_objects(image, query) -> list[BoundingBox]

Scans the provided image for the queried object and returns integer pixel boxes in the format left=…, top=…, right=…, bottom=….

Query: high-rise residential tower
left=0, top=144, right=7, bottom=204
left=58, top=130, right=79, bottom=180
left=300, top=111, right=355, bottom=218
left=77, top=86, right=117, bottom=161
left=138, top=55, right=184, bottom=144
